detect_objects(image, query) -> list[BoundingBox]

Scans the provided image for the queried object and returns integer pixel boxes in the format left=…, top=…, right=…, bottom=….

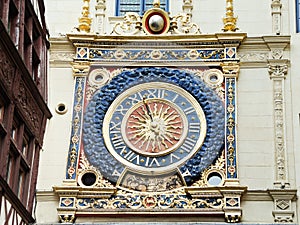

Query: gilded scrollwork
left=111, top=12, right=144, bottom=35
left=75, top=189, right=224, bottom=210
left=192, top=151, right=226, bottom=187
left=89, top=48, right=224, bottom=61
left=77, top=155, right=114, bottom=188
left=170, top=13, right=201, bottom=34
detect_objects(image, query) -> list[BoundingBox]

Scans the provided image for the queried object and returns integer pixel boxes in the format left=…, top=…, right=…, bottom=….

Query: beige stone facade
left=36, top=0, right=299, bottom=224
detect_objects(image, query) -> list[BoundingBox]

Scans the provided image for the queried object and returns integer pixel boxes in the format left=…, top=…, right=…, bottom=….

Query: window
left=116, top=0, right=168, bottom=16
left=17, top=169, right=25, bottom=198
left=8, top=0, right=20, bottom=46
left=297, top=0, right=300, bottom=32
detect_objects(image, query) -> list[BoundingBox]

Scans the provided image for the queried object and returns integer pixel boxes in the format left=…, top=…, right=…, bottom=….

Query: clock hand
left=142, top=96, right=153, bottom=121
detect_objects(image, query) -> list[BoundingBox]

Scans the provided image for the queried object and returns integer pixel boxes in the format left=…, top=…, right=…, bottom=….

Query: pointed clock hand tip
left=142, top=95, right=153, bottom=121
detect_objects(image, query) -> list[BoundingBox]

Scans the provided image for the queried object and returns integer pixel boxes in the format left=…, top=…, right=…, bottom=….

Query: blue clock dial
left=103, top=82, right=206, bottom=174
left=83, top=67, right=225, bottom=185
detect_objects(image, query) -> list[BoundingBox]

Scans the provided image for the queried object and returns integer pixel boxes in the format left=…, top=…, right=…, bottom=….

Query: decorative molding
left=237, top=36, right=290, bottom=68
left=50, top=52, right=74, bottom=62
left=224, top=77, right=237, bottom=180
left=88, top=48, right=224, bottom=61
left=238, top=52, right=269, bottom=63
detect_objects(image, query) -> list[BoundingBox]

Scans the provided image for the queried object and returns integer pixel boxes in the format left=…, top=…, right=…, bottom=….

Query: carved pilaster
left=268, top=61, right=289, bottom=190
left=221, top=62, right=240, bottom=186
left=65, top=77, right=86, bottom=180
left=271, top=0, right=282, bottom=35
left=95, top=0, right=106, bottom=34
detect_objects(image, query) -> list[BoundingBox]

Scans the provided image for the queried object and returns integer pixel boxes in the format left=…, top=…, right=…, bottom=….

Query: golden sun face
left=124, top=99, right=185, bottom=156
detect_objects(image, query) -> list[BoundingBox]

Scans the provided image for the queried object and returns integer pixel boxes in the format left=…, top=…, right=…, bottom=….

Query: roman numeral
left=116, top=104, right=129, bottom=116
left=170, top=153, right=180, bottom=163
left=111, top=135, right=125, bottom=147
left=145, top=157, right=160, bottom=167
left=181, top=137, right=197, bottom=153
left=189, top=123, right=200, bottom=133
left=110, top=121, right=121, bottom=133
left=123, top=151, right=140, bottom=164
left=184, top=106, right=195, bottom=115
left=172, top=94, right=179, bottom=102
left=128, top=92, right=143, bottom=104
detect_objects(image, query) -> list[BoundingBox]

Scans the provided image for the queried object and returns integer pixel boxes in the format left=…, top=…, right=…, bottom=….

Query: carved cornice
left=67, top=33, right=246, bottom=47
left=49, top=37, right=76, bottom=67
left=238, top=36, right=290, bottom=68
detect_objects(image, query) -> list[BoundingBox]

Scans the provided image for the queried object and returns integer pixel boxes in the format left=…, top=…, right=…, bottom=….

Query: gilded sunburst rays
left=125, top=100, right=184, bottom=156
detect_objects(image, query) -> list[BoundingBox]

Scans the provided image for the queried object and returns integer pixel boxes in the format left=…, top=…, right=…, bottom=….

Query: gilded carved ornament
left=223, top=0, right=238, bottom=32
left=111, top=0, right=200, bottom=35
left=221, top=61, right=240, bottom=78
left=72, top=62, right=90, bottom=77
left=78, top=0, right=92, bottom=33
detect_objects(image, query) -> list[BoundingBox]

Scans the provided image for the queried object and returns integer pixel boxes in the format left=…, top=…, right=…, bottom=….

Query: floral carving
left=0, top=47, right=15, bottom=90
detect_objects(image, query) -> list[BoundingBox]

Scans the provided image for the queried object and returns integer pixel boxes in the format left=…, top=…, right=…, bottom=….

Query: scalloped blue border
left=83, top=67, right=225, bottom=184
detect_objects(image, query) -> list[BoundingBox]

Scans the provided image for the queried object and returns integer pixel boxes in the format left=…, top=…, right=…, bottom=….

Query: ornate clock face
left=83, top=67, right=225, bottom=187
left=103, top=82, right=206, bottom=174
